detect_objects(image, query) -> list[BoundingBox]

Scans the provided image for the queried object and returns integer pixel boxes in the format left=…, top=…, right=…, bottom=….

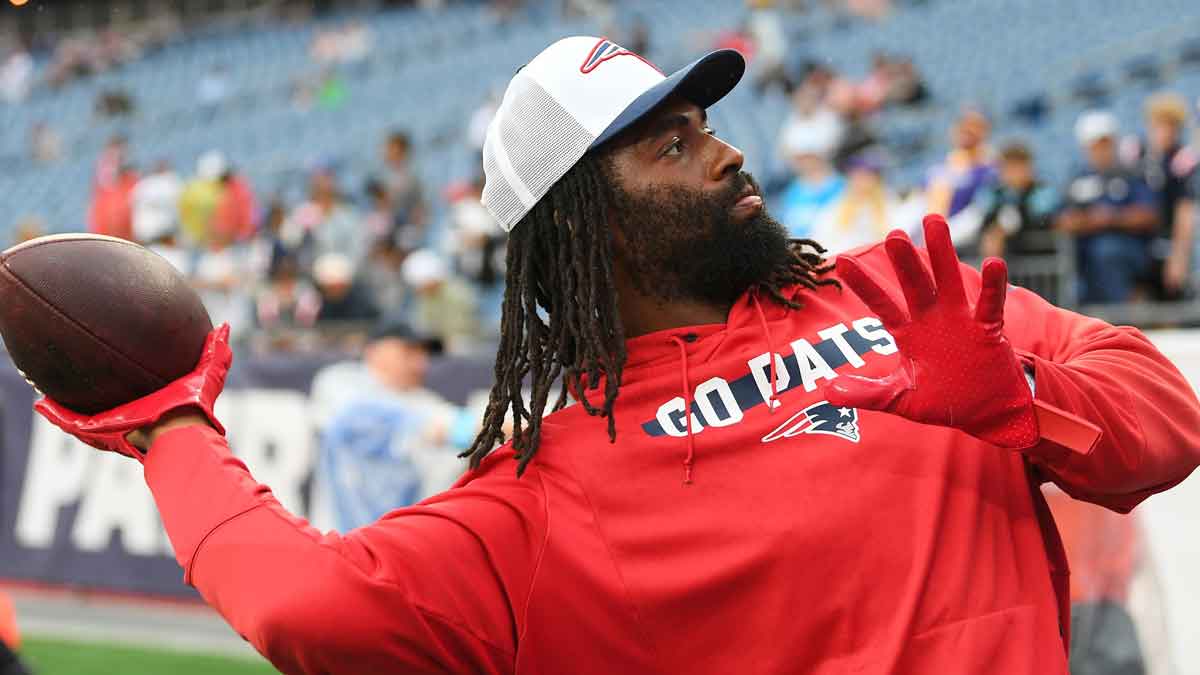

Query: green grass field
left=20, top=636, right=279, bottom=675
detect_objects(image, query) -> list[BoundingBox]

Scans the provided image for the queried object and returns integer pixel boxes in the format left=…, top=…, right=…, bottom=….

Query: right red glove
left=34, top=324, right=233, bottom=463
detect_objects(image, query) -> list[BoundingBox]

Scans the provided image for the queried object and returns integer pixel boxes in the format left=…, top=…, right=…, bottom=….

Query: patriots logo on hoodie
left=580, top=38, right=635, bottom=73
left=762, top=401, right=860, bottom=444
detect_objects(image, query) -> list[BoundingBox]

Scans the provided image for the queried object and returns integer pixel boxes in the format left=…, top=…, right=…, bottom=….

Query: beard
left=608, top=171, right=792, bottom=308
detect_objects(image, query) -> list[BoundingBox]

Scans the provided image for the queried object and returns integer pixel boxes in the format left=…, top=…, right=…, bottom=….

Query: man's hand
left=34, top=325, right=233, bottom=462
left=821, top=215, right=1039, bottom=449
left=1164, top=250, right=1190, bottom=294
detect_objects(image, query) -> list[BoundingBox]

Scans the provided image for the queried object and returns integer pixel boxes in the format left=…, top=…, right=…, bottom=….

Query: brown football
left=0, top=234, right=212, bottom=414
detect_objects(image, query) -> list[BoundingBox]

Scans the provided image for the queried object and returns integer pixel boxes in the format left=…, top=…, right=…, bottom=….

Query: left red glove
left=821, top=215, right=1039, bottom=449
left=34, top=324, right=233, bottom=463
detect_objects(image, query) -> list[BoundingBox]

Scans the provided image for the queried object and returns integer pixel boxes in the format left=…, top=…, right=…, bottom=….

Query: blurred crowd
left=17, top=127, right=499, bottom=357
left=769, top=85, right=1197, bottom=306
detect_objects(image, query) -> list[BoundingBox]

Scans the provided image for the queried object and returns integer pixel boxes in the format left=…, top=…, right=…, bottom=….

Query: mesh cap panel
left=482, top=74, right=596, bottom=232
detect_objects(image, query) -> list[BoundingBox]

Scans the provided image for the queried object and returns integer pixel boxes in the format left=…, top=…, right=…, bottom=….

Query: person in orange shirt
left=87, top=164, right=140, bottom=241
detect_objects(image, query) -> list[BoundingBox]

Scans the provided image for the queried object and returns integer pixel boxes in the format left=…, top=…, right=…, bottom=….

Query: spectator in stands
left=792, top=61, right=844, bottom=111
left=975, top=143, right=1060, bottom=259
left=446, top=176, right=506, bottom=290
left=141, top=223, right=190, bottom=276
left=87, top=163, right=139, bottom=241
left=1132, top=92, right=1196, bottom=299
left=255, top=253, right=322, bottom=332
left=179, top=150, right=228, bottom=247
left=926, top=108, right=996, bottom=219
left=885, top=56, right=929, bottom=108
left=192, top=225, right=254, bottom=341
left=283, top=166, right=367, bottom=268
left=779, top=82, right=844, bottom=168
left=1042, top=487, right=1154, bottom=674
left=315, top=68, right=348, bottom=110
left=840, top=51, right=891, bottom=115
left=28, top=122, right=62, bottom=164
left=401, top=249, right=481, bottom=352
left=92, top=135, right=128, bottom=192
left=315, top=319, right=470, bottom=532
left=314, top=252, right=381, bottom=324
left=1056, top=111, right=1158, bottom=304
left=382, top=131, right=428, bottom=231
left=810, top=153, right=911, bottom=254
left=744, top=0, right=788, bottom=94
left=94, top=87, right=136, bottom=118
left=775, top=121, right=846, bottom=239
left=247, top=199, right=292, bottom=283
left=365, top=176, right=422, bottom=255
left=844, top=0, right=891, bottom=20
left=132, top=160, right=183, bottom=246
left=626, top=14, right=650, bottom=58
left=310, top=21, right=374, bottom=66
left=363, top=233, right=410, bottom=316
left=211, top=163, right=259, bottom=244
left=0, top=46, right=33, bottom=104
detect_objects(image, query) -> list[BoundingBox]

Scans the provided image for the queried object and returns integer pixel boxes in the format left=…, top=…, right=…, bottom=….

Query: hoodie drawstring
left=750, top=291, right=779, bottom=414
left=670, top=335, right=697, bottom=485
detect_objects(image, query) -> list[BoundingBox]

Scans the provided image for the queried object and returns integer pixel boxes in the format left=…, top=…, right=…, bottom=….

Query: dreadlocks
left=463, top=152, right=839, bottom=475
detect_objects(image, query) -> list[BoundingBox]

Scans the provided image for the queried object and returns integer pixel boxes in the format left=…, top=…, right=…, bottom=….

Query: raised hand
left=821, top=215, right=1039, bottom=449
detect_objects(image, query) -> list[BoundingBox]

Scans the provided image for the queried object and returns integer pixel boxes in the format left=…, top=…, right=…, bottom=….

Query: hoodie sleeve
left=996, top=282, right=1200, bottom=513
left=144, top=425, right=544, bottom=675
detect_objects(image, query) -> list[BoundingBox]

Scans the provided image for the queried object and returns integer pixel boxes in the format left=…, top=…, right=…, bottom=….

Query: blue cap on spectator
left=367, top=317, right=444, bottom=355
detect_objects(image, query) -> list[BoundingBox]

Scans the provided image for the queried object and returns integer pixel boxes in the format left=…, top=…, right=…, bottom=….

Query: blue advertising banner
left=0, top=350, right=494, bottom=598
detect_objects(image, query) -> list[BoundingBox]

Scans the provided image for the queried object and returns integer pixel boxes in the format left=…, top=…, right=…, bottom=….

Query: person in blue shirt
left=315, top=320, right=477, bottom=531
left=775, top=120, right=846, bottom=240
left=1056, top=111, right=1159, bottom=304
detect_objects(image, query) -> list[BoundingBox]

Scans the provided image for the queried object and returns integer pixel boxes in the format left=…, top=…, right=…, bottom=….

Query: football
left=0, top=234, right=212, bottom=414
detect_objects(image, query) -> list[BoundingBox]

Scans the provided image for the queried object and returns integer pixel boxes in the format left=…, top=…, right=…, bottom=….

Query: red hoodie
left=144, top=242, right=1200, bottom=674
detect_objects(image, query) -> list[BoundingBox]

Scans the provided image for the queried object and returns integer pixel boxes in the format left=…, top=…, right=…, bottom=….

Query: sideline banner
left=0, top=350, right=494, bottom=598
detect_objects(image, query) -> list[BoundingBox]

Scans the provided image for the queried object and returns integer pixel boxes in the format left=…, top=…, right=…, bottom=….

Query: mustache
left=721, top=171, right=761, bottom=207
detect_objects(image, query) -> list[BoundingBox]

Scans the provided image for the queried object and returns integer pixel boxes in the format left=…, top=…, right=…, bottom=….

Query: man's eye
left=663, top=137, right=683, bottom=156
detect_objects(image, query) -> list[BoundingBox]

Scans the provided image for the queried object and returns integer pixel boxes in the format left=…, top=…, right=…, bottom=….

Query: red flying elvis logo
left=762, top=400, right=861, bottom=444
left=580, top=38, right=639, bottom=73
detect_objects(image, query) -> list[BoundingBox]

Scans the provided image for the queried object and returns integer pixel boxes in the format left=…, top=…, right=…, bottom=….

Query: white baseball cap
left=482, top=36, right=745, bottom=232
left=197, top=150, right=228, bottom=180
left=1075, top=110, right=1119, bottom=146
left=313, top=253, right=354, bottom=285
left=401, top=248, right=449, bottom=287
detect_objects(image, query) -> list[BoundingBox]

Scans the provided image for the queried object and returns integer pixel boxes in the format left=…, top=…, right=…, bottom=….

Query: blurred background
left=0, top=0, right=1198, bottom=673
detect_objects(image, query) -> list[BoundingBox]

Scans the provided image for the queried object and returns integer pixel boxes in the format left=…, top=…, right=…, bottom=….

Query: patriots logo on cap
left=580, top=38, right=636, bottom=74
left=762, top=401, right=861, bottom=444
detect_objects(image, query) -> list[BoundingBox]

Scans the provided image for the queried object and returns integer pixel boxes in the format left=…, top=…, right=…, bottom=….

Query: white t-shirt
left=132, top=172, right=184, bottom=243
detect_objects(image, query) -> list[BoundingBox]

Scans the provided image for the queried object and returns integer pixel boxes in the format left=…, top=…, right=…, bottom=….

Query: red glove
left=821, top=215, right=1039, bottom=449
left=34, top=324, right=233, bottom=463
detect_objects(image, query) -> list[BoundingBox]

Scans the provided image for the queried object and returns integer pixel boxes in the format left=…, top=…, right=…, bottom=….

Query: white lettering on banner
left=748, top=352, right=792, bottom=409
left=217, top=389, right=314, bottom=516
left=853, top=317, right=898, bottom=355
left=72, top=452, right=169, bottom=556
left=694, top=377, right=742, bottom=427
left=14, top=417, right=93, bottom=549
left=13, top=389, right=318, bottom=558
